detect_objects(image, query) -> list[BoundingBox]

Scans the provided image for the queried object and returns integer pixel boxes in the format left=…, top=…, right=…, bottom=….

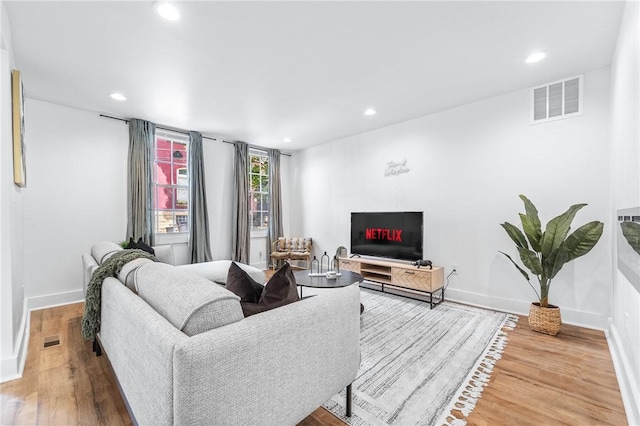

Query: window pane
left=251, top=173, right=260, bottom=192
left=251, top=211, right=261, bottom=229
left=261, top=175, right=269, bottom=192
left=176, top=213, right=189, bottom=232
left=251, top=156, right=260, bottom=174
left=156, top=161, right=172, bottom=185
left=155, top=211, right=176, bottom=234
left=172, top=143, right=187, bottom=166
left=155, top=186, right=173, bottom=210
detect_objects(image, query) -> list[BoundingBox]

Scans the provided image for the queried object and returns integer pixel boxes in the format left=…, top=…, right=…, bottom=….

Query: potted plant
left=500, top=195, right=604, bottom=335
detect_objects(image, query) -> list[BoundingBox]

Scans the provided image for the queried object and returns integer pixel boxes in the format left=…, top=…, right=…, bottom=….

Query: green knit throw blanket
left=81, top=249, right=156, bottom=340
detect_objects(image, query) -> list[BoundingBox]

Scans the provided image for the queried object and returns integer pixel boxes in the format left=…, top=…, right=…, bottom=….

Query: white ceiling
left=4, top=1, right=625, bottom=151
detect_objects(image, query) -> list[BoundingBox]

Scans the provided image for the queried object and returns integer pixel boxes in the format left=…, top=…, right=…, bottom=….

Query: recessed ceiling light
left=153, top=2, right=180, bottom=21
left=364, top=108, right=376, bottom=116
left=525, top=51, right=547, bottom=64
left=283, top=138, right=293, bottom=143
left=110, top=92, right=127, bottom=101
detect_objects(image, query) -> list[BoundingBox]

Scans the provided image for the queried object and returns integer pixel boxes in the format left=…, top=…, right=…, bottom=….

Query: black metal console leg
left=346, top=383, right=353, bottom=417
left=93, top=339, right=102, bottom=357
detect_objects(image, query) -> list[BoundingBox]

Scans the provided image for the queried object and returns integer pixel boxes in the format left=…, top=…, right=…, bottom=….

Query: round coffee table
left=293, top=270, right=365, bottom=313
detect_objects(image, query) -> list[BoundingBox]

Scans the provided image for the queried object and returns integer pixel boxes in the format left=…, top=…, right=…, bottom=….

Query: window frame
left=248, top=148, right=269, bottom=237
left=153, top=129, right=190, bottom=245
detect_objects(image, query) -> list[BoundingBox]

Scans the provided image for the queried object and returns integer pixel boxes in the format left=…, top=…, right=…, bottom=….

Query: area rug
left=323, top=288, right=518, bottom=426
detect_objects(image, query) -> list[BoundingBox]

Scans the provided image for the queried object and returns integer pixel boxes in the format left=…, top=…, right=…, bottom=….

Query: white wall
left=609, top=1, right=640, bottom=424
left=0, top=0, right=27, bottom=382
left=22, top=100, right=261, bottom=302
left=203, top=138, right=234, bottom=260
left=291, top=67, right=612, bottom=329
left=23, top=100, right=128, bottom=305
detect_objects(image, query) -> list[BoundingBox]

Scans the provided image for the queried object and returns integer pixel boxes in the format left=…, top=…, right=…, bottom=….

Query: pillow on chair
left=226, top=262, right=299, bottom=317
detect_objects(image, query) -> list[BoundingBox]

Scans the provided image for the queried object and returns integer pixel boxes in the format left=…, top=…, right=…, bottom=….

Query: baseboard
left=26, top=289, right=84, bottom=311
left=443, top=288, right=608, bottom=330
left=607, top=319, right=640, bottom=426
left=0, top=299, right=29, bottom=383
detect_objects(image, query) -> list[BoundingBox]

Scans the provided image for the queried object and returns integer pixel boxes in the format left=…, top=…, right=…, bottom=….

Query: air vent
left=531, top=75, right=583, bottom=124
left=43, top=335, right=61, bottom=348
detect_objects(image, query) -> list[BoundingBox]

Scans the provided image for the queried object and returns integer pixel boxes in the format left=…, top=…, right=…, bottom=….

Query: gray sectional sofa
left=82, top=242, right=361, bottom=425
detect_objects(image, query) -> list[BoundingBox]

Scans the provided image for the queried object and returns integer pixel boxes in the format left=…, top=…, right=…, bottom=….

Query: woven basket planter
left=528, top=302, right=561, bottom=335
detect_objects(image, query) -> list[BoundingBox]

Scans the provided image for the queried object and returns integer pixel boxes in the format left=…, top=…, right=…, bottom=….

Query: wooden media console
left=338, top=257, right=445, bottom=308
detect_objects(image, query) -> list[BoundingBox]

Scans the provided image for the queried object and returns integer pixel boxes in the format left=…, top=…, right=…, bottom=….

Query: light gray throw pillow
left=136, top=263, right=244, bottom=336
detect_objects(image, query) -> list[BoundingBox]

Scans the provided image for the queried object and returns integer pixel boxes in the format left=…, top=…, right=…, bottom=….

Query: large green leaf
left=540, top=203, right=587, bottom=258
left=501, top=222, right=528, bottom=249
left=545, top=244, right=569, bottom=279
left=520, top=213, right=542, bottom=252
left=620, top=222, right=640, bottom=255
left=519, top=195, right=542, bottom=249
left=517, top=246, right=543, bottom=275
left=564, top=221, right=604, bottom=263
left=499, top=251, right=530, bottom=282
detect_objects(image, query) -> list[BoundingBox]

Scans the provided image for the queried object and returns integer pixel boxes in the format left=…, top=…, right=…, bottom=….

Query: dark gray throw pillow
left=228, top=262, right=300, bottom=317
left=225, top=261, right=265, bottom=303
left=125, top=237, right=155, bottom=255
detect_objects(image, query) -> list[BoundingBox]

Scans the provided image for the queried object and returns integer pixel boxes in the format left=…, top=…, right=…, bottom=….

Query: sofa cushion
left=177, top=260, right=265, bottom=286
left=118, top=257, right=155, bottom=292
left=239, top=262, right=300, bottom=317
left=136, top=263, right=243, bottom=336
left=153, top=244, right=175, bottom=265
left=225, top=262, right=264, bottom=303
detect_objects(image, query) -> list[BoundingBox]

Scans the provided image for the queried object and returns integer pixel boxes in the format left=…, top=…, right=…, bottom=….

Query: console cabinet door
left=339, top=259, right=361, bottom=274
left=391, top=268, right=434, bottom=291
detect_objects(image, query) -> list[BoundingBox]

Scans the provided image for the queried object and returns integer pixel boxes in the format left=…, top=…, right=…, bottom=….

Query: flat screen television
left=350, top=211, right=423, bottom=261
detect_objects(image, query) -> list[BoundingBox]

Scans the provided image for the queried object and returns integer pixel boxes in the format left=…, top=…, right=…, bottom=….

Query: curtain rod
left=99, top=114, right=292, bottom=156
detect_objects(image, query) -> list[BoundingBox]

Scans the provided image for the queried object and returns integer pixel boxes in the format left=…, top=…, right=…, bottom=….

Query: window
left=249, top=149, right=269, bottom=232
left=153, top=130, right=189, bottom=235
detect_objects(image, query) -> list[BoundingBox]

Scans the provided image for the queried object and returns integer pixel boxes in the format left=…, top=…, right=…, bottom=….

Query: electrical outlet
left=452, top=264, right=458, bottom=274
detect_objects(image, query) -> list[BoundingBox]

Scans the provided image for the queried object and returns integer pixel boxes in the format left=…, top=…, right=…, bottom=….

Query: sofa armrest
left=173, top=283, right=361, bottom=426
left=100, top=277, right=188, bottom=425
left=81, top=253, right=99, bottom=296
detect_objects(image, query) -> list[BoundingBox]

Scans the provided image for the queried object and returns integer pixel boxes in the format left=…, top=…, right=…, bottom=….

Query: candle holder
left=331, top=256, right=340, bottom=273
left=310, top=256, right=319, bottom=274
left=320, top=251, right=330, bottom=273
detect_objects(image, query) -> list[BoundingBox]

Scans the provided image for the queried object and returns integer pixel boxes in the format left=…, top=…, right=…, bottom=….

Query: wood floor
left=1, top=303, right=627, bottom=426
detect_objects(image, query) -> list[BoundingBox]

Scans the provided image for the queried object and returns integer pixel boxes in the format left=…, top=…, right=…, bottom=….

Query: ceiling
left=4, top=1, right=625, bottom=151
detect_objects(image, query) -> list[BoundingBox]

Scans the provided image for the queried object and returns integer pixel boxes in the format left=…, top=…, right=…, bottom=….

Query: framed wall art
left=12, top=69, right=26, bottom=187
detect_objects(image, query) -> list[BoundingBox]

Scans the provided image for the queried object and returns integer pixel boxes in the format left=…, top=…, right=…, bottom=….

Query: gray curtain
left=232, top=142, right=250, bottom=263
left=126, top=119, right=155, bottom=245
left=267, top=149, right=284, bottom=268
left=188, top=131, right=213, bottom=263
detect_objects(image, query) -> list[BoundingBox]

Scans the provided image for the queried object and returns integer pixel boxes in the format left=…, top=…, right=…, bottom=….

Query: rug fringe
left=441, top=313, right=519, bottom=425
